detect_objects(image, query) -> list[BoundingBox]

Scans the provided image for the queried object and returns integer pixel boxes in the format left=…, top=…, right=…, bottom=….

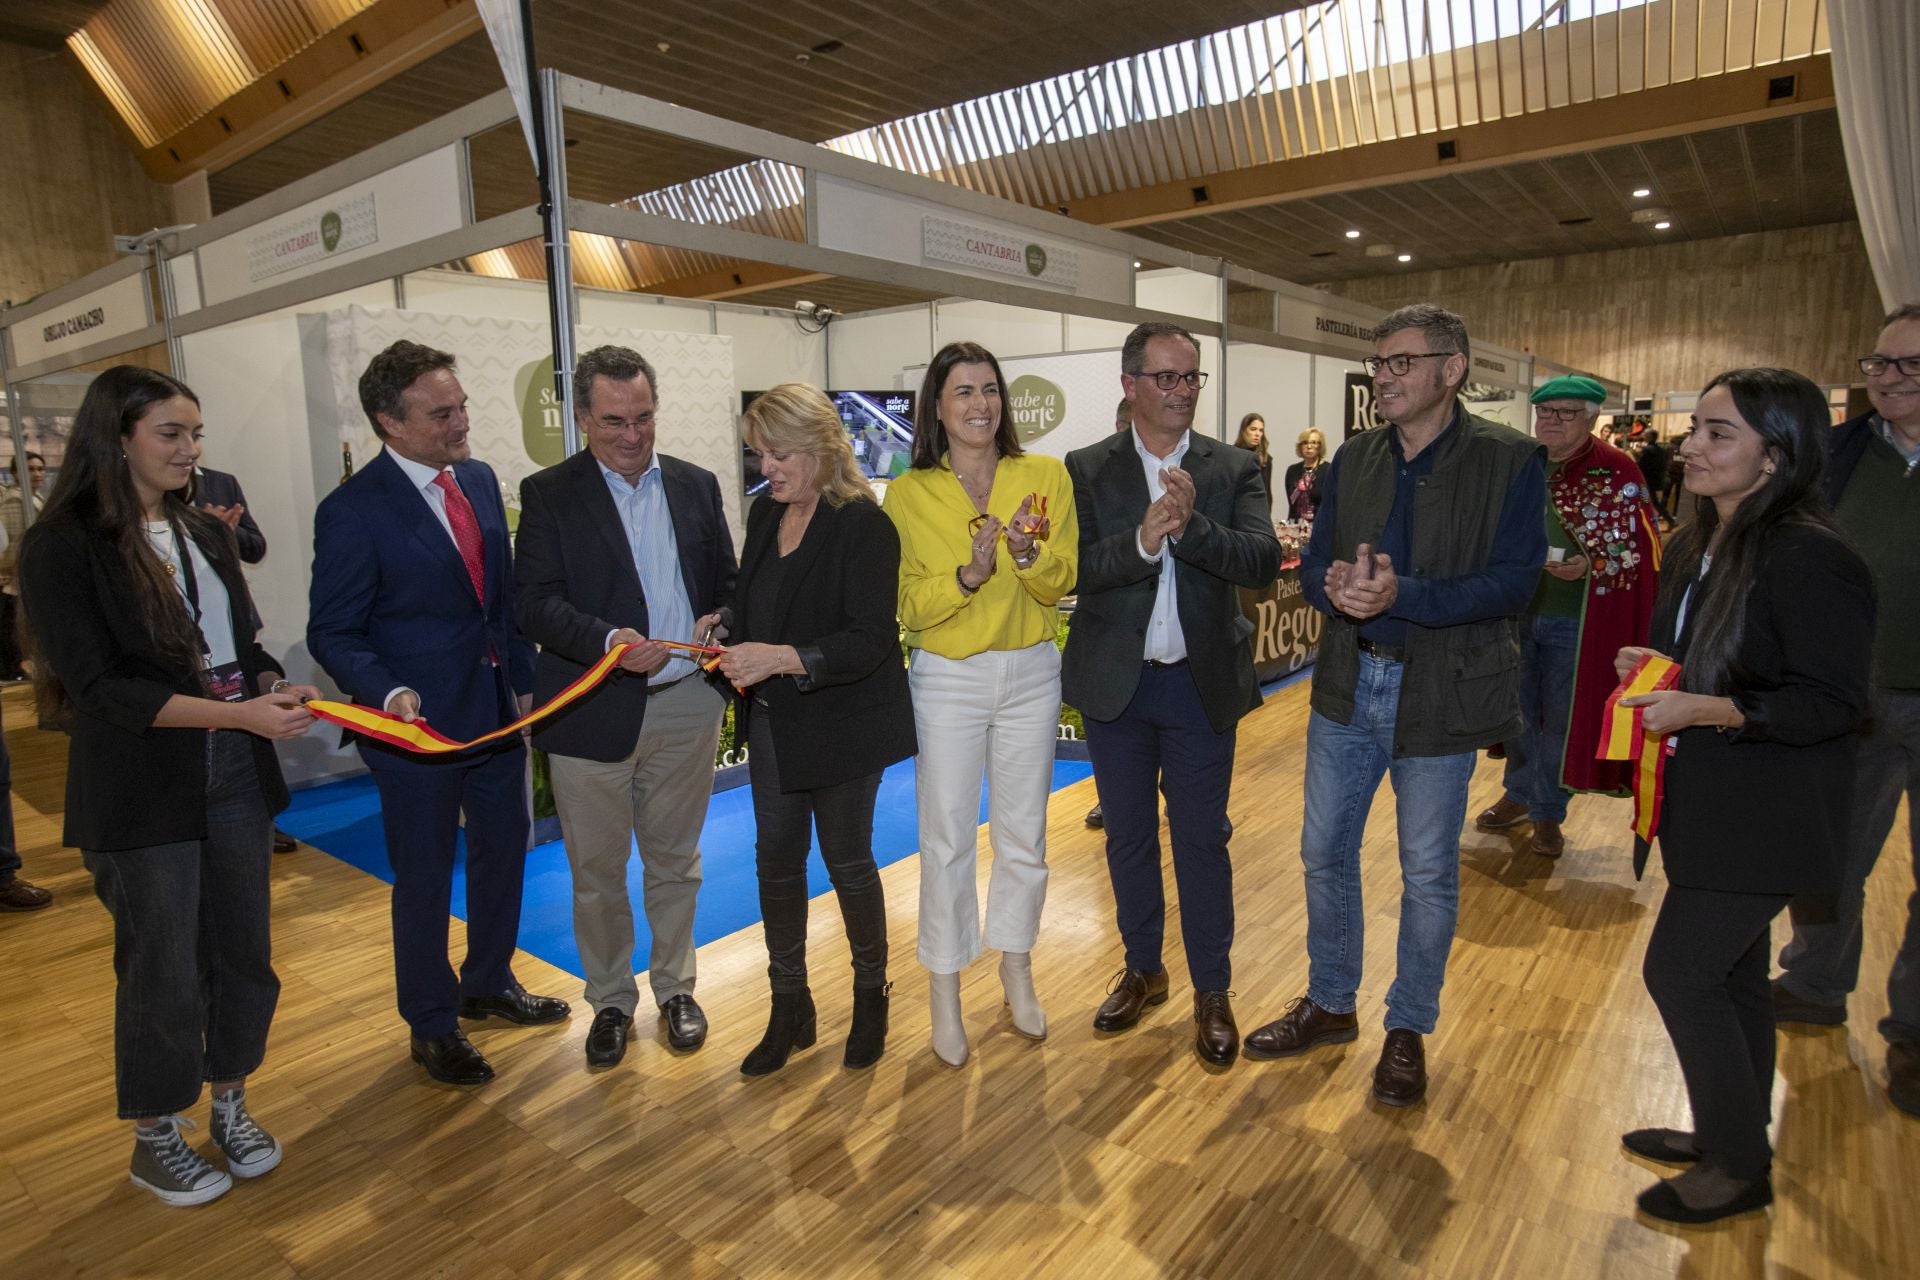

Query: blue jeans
left=1301, top=654, right=1476, bottom=1034
left=1501, top=613, right=1581, bottom=822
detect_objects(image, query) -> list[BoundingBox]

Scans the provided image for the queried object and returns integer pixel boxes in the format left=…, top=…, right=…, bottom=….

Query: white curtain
left=1829, top=0, right=1920, bottom=310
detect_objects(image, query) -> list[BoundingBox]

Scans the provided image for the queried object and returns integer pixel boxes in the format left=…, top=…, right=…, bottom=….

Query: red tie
left=431, top=471, right=487, bottom=604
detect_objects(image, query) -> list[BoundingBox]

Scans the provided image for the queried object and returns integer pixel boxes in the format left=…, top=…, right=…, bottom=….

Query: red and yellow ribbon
left=304, top=641, right=722, bottom=755
left=1597, top=653, right=1681, bottom=840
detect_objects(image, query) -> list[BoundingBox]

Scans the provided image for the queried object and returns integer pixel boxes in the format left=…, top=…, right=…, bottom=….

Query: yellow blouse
left=882, top=451, right=1079, bottom=660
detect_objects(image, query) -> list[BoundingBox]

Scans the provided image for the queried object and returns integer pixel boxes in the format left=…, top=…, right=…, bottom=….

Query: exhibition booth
left=0, top=73, right=1625, bottom=786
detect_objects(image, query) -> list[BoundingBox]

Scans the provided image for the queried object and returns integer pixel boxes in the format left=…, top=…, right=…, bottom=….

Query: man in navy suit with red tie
left=309, top=341, right=568, bottom=1086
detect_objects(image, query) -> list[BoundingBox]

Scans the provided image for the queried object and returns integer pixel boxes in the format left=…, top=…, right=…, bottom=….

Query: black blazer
left=18, top=512, right=288, bottom=851
left=1062, top=432, right=1281, bottom=734
left=192, top=466, right=267, bottom=564
left=1642, top=523, right=1874, bottom=893
left=730, top=495, right=915, bottom=792
left=1281, top=460, right=1324, bottom=520
left=516, top=449, right=738, bottom=762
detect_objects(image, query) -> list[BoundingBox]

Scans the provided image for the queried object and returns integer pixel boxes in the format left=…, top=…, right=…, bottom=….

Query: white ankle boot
left=999, top=951, right=1047, bottom=1040
left=929, top=970, right=968, bottom=1067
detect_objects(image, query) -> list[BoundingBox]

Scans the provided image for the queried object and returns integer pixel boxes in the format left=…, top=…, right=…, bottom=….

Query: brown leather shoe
left=1194, top=991, right=1238, bottom=1066
left=1528, top=819, right=1565, bottom=858
left=1092, top=967, right=1169, bottom=1032
left=1244, top=995, right=1359, bottom=1059
left=0, top=877, right=52, bottom=911
left=1474, top=796, right=1527, bottom=831
left=1372, top=1029, right=1427, bottom=1106
left=1890, top=1042, right=1920, bottom=1117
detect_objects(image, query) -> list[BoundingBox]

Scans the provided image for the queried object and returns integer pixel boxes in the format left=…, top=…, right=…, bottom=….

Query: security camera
left=794, top=300, right=836, bottom=322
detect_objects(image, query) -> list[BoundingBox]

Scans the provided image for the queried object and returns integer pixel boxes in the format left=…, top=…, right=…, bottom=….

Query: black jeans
left=1642, top=884, right=1791, bottom=1174
left=747, top=706, right=887, bottom=994
left=84, top=730, right=279, bottom=1118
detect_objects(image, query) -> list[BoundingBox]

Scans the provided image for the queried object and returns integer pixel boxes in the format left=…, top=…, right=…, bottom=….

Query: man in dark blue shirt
left=1242, top=304, right=1546, bottom=1108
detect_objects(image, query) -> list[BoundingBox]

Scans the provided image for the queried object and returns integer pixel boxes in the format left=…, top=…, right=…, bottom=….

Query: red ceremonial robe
left=1552, top=435, right=1661, bottom=793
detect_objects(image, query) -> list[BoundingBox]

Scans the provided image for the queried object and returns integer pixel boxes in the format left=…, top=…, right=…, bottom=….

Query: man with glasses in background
left=1773, top=302, right=1920, bottom=1118
left=1475, top=376, right=1660, bottom=859
left=1066, top=322, right=1279, bottom=1066
left=1243, top=304, right=1545, bottom=1107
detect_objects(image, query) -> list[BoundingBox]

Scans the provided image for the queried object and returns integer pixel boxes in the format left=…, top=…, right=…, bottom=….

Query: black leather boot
left=740, top=989, right=817, bottom=1078
left=844, top=982, right=892, bottom=1070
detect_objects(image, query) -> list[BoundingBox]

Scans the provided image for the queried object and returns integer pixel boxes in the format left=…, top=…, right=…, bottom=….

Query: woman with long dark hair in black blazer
left=717, top=383, right=917, bottom=1075
left=17, top=366, right=317, bottom=1207
left=1613, top=367, right=1873, bottom=1224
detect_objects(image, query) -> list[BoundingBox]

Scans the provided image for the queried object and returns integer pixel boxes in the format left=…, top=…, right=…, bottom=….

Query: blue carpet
left=279, top=757, right=1095, bottom=982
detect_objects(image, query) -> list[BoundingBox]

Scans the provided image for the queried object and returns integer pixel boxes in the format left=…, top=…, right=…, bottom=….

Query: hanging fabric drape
left=1829, top=0, right=1920, bottom=310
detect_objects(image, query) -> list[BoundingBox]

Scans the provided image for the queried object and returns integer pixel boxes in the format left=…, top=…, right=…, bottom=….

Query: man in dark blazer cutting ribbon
left=515, top=344, right=737, bottom=1070
left=308, top=340, right=566, bottom=1088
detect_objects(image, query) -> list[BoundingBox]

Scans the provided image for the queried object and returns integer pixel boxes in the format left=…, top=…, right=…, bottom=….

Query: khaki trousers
left=549, top=676, right=725, bottom=1015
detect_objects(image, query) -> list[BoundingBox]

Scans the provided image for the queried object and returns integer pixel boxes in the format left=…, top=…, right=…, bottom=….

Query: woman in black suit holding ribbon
left=1613, top=367, right=1873, bottom=1224
left=717, top=383, right=916, bottom=1075
left=18, top=366, right=317, bottom=1207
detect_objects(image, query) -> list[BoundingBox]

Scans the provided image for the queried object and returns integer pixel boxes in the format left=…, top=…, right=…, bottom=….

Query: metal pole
left=150, top=239, right=185, bottom=377
left=520, top=5, right=577, bottom=455
left=1216, top=262, right=1230, bottom=440
left=2, top=364, right=28, bottom=532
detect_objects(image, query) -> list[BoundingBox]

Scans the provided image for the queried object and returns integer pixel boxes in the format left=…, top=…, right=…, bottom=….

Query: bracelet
left=1013, top=548, right=1038, bottom=570
left=269, top=678, right=292, bottom=694
left=955, top=566, right=977, bottom=595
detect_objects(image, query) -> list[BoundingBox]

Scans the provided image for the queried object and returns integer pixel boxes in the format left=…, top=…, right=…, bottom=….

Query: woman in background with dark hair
left=882, top=341, right=1077, bottom=1067
left=18, top=366, right=316, bottom=1207
left=1233, top=414, right=1272, bottom=511
left=719, top=383, right=916, bottom=1076
left=1282, top=428, right=1327, bottom=522
left=1613, top=367, right=1873, bottom=1224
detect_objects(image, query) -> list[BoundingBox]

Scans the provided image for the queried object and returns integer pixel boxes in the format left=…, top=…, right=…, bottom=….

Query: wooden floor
left=1, top=677, right=1915, bottom=1280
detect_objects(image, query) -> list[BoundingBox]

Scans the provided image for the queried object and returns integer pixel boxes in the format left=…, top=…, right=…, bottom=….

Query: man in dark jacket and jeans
left=1773, top=301, right=1920, bottom=1118
left=1241, top=304, right=1546, bottom=1106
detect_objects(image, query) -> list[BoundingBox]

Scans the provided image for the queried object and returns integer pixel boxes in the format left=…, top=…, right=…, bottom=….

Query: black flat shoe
left=1636, top=1172, right=1772, bottom=1225
left=659, top=994, right=708, bottom=1051
left=410, top=1030, right=494, bottom=1086
left=1623, top=1128, right=1699, bottom=1165
left=585, top=1007, right=635, bottom=1069
left=458, top=982, right=570, bottom=1026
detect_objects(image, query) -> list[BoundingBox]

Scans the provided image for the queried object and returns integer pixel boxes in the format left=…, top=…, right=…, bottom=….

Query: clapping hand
left=1005, top=493, right=1049, bottom=560
left=1326, top=541, right=1398, bottom=620
left=961, top=514, right=1003, bottom=590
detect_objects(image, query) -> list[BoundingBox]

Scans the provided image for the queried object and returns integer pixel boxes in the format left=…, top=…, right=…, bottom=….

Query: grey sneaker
left=130, top=1117, right=232, bottom=1206
left=210, top=1090, right=283, bottom=1178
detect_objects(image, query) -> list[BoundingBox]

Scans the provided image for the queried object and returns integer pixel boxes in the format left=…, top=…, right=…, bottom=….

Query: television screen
left=741, top=390, right=916, bottom=499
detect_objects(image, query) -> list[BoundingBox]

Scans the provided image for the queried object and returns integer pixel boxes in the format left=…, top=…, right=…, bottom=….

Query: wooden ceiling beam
left=629, top=259, right=830, bottom=302
left=1060, top=55, right=1835, bottom=231
left=117, top=0, right=481, bottom=185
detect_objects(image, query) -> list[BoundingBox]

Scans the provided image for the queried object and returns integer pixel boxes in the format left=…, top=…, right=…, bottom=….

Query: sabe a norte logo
left=1024, top=244, right=1047, bottom=277
left=516, top=356, right=566, bottom=465
left=320, top=210, right=342, bottom=253
left=1007, top=375, right=1066, bottom=443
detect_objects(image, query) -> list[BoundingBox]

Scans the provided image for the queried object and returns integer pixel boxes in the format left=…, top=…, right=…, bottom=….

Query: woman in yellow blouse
left=883, top=341, right=1078, bottom=1067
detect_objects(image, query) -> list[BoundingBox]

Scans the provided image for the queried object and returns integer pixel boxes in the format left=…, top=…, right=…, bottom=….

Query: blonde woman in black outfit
left=719, top=383, right=916, bottom=1075
left=1614, top=367, right=1873, bottom=1224
left=18, top=367, right=317, bottom=1206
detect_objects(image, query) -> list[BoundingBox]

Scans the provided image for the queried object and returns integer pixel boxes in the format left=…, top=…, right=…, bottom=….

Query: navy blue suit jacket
left=308, top=449, right=535, bottom=750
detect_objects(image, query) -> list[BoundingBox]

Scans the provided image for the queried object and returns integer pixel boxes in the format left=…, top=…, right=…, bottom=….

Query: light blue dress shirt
left=599, top=455, right=698, bottom=684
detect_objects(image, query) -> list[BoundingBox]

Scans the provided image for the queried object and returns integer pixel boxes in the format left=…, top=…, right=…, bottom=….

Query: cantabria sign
left=922, top=217, right=1079, bottom=290
left=248, top=193, right=378, bottom=284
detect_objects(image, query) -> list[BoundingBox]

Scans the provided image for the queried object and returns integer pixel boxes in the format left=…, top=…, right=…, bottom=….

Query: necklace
left=143, top=520, right=178, bottom=575
left=952, top=456, right=996, bottom=512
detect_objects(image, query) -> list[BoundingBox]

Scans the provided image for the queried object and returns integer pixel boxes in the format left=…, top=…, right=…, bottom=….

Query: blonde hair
left=1296, top=428, right=1327, bottom=460
left=740, top=383, right=874, bottom=508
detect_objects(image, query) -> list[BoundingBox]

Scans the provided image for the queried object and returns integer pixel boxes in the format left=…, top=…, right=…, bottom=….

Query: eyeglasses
left=1134, top=370, right=1208, bottom=391
left=1858, top=355, right=1920, bottom=377
left=1363, top=352, right=1457, bottom=376
left=1533, top=406, right=1590, bottom=423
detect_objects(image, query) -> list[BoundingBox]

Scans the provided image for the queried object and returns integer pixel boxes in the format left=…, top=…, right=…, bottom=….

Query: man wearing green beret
left=1475, top=375, right=1660, bottom=856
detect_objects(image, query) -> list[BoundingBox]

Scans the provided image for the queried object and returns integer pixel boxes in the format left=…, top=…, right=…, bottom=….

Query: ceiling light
left=1345, top=229, right=1361, bottom=239
left=1397, top=253, right=1412, bottom=263
left=1631, top=187, right=1652, bottom=198
left=1653, top=221, right=1672, bottom=230
left=1132, top=260, right=1142, bottom=268
left=1630, top=207, right=1673, bottom=226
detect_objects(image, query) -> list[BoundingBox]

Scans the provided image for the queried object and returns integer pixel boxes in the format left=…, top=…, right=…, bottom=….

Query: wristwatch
left=269, top=678, right=293, bottom=694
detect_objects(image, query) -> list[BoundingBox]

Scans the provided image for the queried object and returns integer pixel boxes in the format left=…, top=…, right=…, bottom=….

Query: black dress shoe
left=1770, top=980, right=1845, bottom=1026
left=659, top=994, right=708, bottom=1050
left=1085, top=804, right=1104, bottom=829
left=1194, top=991, right=1238, bottom=1066
left=272, top=828, right=298, bottom=853
left=1372, top=1029, right=1427, bottom=1106
left=458, top=982, right=571, bottom=1026
left=1244, top=996, right=1359, bottom=1059
left=1092, top=967, right=1168, bottom=1032
left=1889, top=1041, right=1920, bottom=1117
left=585, top=1007, right=635, bottom=1069
left=1622, top=1127, right=1699, bottom=1165
left=411, top=1029, right=494, bottom=1086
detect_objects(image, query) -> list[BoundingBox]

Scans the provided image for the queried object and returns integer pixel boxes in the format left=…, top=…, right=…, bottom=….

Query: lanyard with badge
left=165, top=522, right=248, bottom=703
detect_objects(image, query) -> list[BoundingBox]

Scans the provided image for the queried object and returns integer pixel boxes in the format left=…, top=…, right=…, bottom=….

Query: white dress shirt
left=1133, top=427, right=1191, bottom=664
